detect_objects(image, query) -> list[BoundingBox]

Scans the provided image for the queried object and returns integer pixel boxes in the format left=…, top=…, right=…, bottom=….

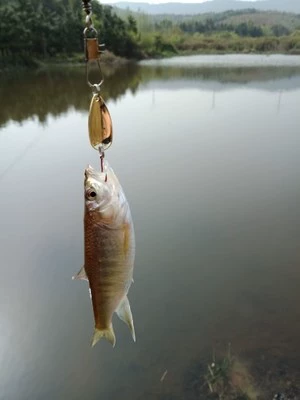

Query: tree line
left=157, top=18, right=291, bottom=38
left=178, top=20, right=265, bottom=37
left=0, top=0, right=142, bottom=64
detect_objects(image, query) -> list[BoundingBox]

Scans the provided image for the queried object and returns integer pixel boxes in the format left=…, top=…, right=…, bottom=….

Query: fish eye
left=86, top=189, right=97, bottom=200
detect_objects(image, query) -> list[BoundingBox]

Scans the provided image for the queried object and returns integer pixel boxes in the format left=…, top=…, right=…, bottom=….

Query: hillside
left=114, top=8, right=300, bottom=34
left=175, top=10, right=300, bottom=31
left=111, top=0, right=300, bottom=15
left=221, top=10, right=300, bottom=32
left=112, top=6, right=300, bottom=58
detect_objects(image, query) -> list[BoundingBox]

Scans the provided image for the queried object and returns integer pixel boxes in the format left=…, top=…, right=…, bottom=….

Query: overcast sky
left=102, top=0, right=260, bottom=4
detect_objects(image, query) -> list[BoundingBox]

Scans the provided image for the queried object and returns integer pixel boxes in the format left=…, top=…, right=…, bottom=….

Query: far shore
left=2, top=49, right=300, bottom=73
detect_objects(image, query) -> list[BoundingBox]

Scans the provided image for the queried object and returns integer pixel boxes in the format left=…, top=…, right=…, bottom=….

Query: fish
left=73, top=161, right=135, bottom=347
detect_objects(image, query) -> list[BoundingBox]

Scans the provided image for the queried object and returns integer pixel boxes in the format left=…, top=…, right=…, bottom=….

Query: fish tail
left=91, top=325, right=116, bottom=348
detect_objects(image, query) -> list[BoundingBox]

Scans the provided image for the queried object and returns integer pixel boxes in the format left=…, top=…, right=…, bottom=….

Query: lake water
left=1, top=55, right=300, bottom=399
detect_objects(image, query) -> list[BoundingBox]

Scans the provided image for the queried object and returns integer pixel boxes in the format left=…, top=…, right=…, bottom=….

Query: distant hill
left=115, top=7, right=300, bottom=32
left=110, top=0, right=300, bottom=15
left=220, top=10, right=300, bottom=32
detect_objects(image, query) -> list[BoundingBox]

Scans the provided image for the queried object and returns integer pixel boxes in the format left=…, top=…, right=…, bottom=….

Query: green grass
left=138, top=31, right=300, bottom=58
left=202, top=345, right=258, bottom=400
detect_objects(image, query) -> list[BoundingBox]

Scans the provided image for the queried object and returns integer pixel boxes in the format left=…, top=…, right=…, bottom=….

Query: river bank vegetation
left=0, top=0, right=142, bottom=68
left=126, top=7, right=300, bottom=57
left=1, top=0, right=300, bottom=69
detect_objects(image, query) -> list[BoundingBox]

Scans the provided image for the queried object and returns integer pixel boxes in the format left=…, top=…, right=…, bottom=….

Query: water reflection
left=0, top=64, right=141, bottom=128
left=1, top=56, right=300, bottom=400
left=1, top=61, right=300, bottom=128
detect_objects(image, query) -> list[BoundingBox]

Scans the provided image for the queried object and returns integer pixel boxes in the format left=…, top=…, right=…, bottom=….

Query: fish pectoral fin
left=72, top=266, right=88, bottom=281
left=91, top=325, right=116, bottom=348
left=116, top=296, right=136, bottom=343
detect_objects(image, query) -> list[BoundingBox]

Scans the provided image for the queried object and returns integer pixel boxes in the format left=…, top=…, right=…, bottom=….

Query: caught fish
left=73, top=161, right=135, bottom=347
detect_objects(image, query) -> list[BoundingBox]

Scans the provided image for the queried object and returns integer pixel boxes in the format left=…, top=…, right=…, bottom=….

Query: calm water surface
left=1, top=55, right=300, bottom=399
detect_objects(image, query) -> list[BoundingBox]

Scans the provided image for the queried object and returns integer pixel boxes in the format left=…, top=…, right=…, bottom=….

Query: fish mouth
left=84, top=165, right=94, bottom=179
left=84, top=164, right=108, bottom=183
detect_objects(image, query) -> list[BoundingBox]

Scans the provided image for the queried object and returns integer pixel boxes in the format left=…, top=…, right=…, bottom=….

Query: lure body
left=88, top=94, right=113, bottom=150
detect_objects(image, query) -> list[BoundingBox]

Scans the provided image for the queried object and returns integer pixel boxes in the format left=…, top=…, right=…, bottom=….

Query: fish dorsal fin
left=72, top=266, right=88, bottom=281
left=116, top=296, right=136, bottom=342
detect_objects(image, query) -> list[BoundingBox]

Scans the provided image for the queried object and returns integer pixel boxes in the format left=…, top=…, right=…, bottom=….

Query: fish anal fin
left=91, top=325, right=116, bottom=348
left=72, top=266, right=88, bottom=281
left=116, top=296, right=136, bottom=343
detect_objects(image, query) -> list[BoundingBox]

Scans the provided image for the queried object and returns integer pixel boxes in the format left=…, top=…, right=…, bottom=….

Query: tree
left=0, top=0, right=142, bottom=60
left=271, top=24, right=290, bottom=37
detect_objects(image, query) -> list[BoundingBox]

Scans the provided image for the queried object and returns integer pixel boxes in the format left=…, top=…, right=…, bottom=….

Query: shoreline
left=0, top=51, right=131, bottom=73
left=2, top=49, right=300, bottom=73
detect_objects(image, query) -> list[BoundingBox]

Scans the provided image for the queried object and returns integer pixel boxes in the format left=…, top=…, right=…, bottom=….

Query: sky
left=101, top=0, right=260, bottom=4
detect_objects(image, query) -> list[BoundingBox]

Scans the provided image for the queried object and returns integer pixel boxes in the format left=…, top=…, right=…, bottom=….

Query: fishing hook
left=99, top=147, right=107, bottom=182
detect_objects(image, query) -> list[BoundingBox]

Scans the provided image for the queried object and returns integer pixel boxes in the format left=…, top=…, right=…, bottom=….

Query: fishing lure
left=73, top=1, right=136, bottom=348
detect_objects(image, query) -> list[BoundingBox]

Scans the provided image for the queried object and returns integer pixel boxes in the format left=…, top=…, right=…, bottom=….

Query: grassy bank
left=139, top=31, right=300, bottom=58
left=38, top=51, right=129, bottom=67
left=183, top=344, right=300, bottom=400
left=2, top=34, right=300, bottom=73
left=0, top=51, right=130, bottom=72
